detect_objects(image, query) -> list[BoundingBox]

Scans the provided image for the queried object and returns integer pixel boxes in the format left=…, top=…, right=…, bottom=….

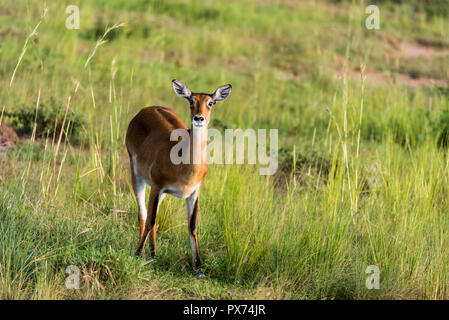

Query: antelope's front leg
left=186, top=189, right=201, bottom=271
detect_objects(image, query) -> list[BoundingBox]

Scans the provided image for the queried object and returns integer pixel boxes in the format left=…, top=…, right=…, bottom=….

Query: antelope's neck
left=189, top=126, right=208, bottom=166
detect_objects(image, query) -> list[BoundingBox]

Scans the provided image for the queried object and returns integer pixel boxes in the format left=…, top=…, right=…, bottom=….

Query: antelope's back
left=126, top=106, right=187, bottom=157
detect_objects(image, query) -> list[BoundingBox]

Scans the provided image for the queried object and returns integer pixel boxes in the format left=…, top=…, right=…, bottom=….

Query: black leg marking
left=189, top=198, right=201, bottom=269
left=189, top=198, right=198, bottom=233
left=150, top=194, right=159, bottom=226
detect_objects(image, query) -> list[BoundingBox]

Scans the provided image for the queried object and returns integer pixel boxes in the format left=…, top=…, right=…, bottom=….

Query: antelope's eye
left=208, top=101, right=213, bottom=107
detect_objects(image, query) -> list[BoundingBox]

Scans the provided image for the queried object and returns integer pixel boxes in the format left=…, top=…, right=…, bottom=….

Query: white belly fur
left=161, top=183, right=200, bottom=199
left=133, top=156, right=199, bottom=199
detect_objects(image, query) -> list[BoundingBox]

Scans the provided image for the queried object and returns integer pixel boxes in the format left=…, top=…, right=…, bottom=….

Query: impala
left=125, top=80, right=232, bottom=273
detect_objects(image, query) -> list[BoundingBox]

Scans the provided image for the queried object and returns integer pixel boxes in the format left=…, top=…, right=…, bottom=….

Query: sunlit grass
left=1, top=0, right=449, bottom=299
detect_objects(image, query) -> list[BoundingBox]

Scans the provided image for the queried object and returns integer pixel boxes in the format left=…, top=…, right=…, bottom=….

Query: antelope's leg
left=136, top=185, right=161, bottom=256
left=131, top=160, right=147, bottom=255
left=186, top=190, right=201, bottom=270
left=148, top=192, right=165, bottom=255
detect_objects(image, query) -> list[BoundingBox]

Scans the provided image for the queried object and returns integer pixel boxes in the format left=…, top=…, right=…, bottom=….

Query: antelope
left=125, top=79, right=232, bottom=274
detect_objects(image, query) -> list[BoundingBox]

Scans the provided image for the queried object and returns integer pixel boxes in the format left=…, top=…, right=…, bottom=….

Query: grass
left=1, top=0, right=449, bottom=299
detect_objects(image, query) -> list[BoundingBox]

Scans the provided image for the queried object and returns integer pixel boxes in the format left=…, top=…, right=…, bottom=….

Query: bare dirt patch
left=0, top=27, right=26, bottom=39
left=0, top=124, right=19, bottom=154
left=349, top=69, right=447, bottom=88
left=334, top=50, right=448, bottom=88
left=317, top=0, right=348, bottom=15
left=387, top=37, right=449, bottom=60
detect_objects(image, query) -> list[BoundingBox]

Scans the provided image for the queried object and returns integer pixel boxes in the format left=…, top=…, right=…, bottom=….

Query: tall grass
left=1, top=0, right=449, bottom=299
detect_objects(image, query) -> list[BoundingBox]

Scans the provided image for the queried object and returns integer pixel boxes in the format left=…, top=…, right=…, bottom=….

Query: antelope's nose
left=193, top=115, right=205, bottom=122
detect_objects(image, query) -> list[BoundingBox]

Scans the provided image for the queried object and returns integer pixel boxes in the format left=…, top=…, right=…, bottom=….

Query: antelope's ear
left=212, top=84, right=232, bottom=102
left=172, top=79, right=192, bottom=102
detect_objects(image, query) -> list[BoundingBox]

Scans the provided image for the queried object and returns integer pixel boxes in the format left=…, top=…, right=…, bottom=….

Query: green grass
left=1, top=0, right=449, bottom=299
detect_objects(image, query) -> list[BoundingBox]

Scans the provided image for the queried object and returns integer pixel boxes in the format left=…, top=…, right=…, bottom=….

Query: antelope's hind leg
left=131, top=161, right=148, bottom=256
left=136, top=185, right=161, bottom=257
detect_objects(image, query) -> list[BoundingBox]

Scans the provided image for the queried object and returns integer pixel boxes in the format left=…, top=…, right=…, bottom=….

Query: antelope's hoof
left=196, top=271, right=206, bottom=279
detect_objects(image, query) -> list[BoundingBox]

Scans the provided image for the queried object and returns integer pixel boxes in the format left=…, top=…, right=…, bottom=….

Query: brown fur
left=126, top=105, right=208, bottom=191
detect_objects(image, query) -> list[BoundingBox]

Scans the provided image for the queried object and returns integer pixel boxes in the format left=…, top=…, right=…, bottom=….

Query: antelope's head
left=172, top=79, right=232, bottom=129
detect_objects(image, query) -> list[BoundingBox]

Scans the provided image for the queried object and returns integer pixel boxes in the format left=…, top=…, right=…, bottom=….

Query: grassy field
left=1, top=0, right=449, bottom=299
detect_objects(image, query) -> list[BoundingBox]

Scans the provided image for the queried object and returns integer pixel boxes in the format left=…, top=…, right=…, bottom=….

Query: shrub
left=278, top=146, right=331, bottom=178
left=4, top=97, right=85, bottom=144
